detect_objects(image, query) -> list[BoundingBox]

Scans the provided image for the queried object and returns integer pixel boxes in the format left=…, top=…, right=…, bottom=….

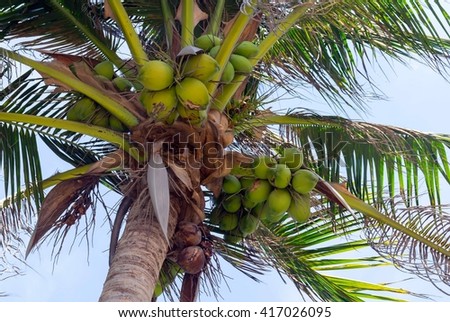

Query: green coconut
left=253, top=156, right=277, bottom=179
left=182, top=54, right=219, bottom=82
left=190, top=109, right=208, bottom=126
left=251, top=201, right=265, bottom=218
left=267, top=163, right=292, bottom=189
left=222, top=194, right=242, bottom=213
left=177, top=104, right=207, bottom=125
left=194, top=34, right=222, bottom=51
left=94, top=60, right=114, bottom=80
left=229, top=54, right=253, bottom=74
left=219, top=212, right=239, bottom=231
left=233, top=41, right=259, bottom=58
left=140, top=87, right=178, bottom=121
left=176, top=77, right=210, bottom=108
left=138, top=60, right=174, bottom=91
left=241, top=196, right=257, bottom=210
left=267, top=188, right=292, bottom=214
left=109, top=115, right=128, bottom=132
left=112, top=77, right=133, bottom=92
left=67, top=97, right=96, bottom=122
left=90, top=107, right=110, bottom=127
left=240, top=176, right=255, bottom=189
left=239, top=214, right=260, bottom=236
left=165, top=109, right=180, bottom=125
left=291, top=169, right=319, bottom=194
left=209, top=205, right=223, bottom=225
left=221, top=62, right=235, bottom=84
left=245, top=179, right=273, bottom=204
left=288, top=192, right=311, bottom=223
left=260, top=201, right=285, bottom=223
left=279, top=147, right=303, bottom=171
left=222, top=175, right=242, bottom=194
left=208, top=45, right=220, bottom=58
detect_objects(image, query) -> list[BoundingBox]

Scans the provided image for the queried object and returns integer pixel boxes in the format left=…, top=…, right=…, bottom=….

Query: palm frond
left=365, top=197, right=450, bottom=293
left=0, top=70, right=127, bottom=244
left=233, top=111, right=450, bottom=295
left=0, top=124, right=43, bottom=221
left=247, top=111, right=450, bottom=207
left=253, top=213, right=421, bottom=301
left=203, top=191, right=421, bottom=301
left=0, top=0, right=121, bottom=61
left=262, top=0, right=450, bottom=111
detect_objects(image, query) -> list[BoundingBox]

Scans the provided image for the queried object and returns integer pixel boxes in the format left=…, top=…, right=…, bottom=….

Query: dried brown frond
left=25, top=175, right=99, bottom=257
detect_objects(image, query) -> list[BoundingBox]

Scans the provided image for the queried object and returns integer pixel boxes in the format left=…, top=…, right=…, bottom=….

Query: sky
left=2, top=8, right=450, bottom=302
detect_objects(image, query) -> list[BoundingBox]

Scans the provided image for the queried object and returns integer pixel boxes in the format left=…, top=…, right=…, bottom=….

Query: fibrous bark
left=99, top=190, right=179, bottom=302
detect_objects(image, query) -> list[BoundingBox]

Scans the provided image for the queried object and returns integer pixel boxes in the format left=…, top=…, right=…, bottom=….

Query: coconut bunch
left=136, top=52, right=214, bottom=125
left=137, top=34, right=258, bottom=126
left=194, top=34, right=258, bottom=84
left=66, top=60, right=134, bottom=132
left=208, top=148, right=320, bottom=243
left=64, top=34, right=258, bottom=130
left=152, top=220, right=214, bottom=299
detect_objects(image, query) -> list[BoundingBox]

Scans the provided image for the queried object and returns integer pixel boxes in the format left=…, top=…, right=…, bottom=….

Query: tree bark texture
left=99, top=193, right=179, bottom=302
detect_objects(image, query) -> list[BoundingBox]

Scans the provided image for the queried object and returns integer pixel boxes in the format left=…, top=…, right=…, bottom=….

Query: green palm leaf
left=254, top=214, right=419, bottom=301
left=262, top=0, right=450, bottom=110
left=0, top=70, right=126, bottom=239
left=0, top=0, right=121, bottom=63
left=245, top=112, right=450, bottom=206
left=234, top=111, right=450, bottom=293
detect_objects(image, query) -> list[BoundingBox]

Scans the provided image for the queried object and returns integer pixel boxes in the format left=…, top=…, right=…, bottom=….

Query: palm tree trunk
left=99, top=195, right=179, bottom=301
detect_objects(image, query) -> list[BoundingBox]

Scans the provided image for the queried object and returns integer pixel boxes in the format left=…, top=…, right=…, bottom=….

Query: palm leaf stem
left=49, top=0, right=122, bottom=67
left=206, top=0, right=225, bottom=36
left=180, top=0, right=195, bottom=48
left=211, top=2, right=314, bottom=111
left=107, top=0, right=148, bottom=66
left=331, top=183, right=450, bottom=258
left=254, top=2, right=314, bottom=64
left=0, top=48, right=140, bottom=128
left=0, top=163, right=93, bottom=209
left=160, top=0, right=174, bottom=50
left=0, top=112, right=141, bottom=162
left=207, top=0, right=257, bottom=95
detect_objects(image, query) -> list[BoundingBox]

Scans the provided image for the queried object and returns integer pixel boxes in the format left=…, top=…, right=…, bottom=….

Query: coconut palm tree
left=1, top=0, right=450, bottom=302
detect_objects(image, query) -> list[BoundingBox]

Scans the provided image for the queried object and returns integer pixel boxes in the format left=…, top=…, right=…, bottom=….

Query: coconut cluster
left=209, top=148, right=319, bottom=243
left=137, top=34, right=258, bottom=126
left=65, top=34, right=259, bottom=130
left=172, top=221, right=212, bottom=275
left=66, top=60, right=131, bottom=131
left=152, top=220, right=212, bottom=298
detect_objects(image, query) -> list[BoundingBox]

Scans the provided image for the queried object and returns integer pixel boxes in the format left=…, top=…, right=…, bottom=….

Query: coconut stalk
left=107, top=0, right=148, bottom=67
left=206, top=0, right=257, bottom=95
left=0, top=48, right=140, bottom=128
left=161, top=0, right=175, bottom=51
left=180, top=0, right=195, bottom=48
left=206, top=0, right=225, bottom=36
left=210, top=2, right=314, bottom=111
left=49, top=0, right=123, bottom=68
